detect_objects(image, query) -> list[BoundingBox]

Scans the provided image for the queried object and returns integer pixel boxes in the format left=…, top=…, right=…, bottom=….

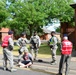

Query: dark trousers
left=59, top=54, right=71, bottom=75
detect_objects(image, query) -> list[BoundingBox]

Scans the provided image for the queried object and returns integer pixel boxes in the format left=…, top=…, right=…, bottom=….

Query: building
left=40, top=28, right=61, bottom=41
left=0, top=28, right=9, bottom=41
left=61, top=22, right=75, bottom=44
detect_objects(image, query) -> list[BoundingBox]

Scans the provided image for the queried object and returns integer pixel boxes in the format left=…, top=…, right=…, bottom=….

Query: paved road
left=0, top=66, right=51, bottom=75
left=0, top=53, right=76, bottom=75
left=0, top=54, right=54, bottom=75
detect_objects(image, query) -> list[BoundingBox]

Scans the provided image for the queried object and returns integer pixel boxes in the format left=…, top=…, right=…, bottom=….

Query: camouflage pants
left=31, top=48, right=38, bottom=60
left=51, top=47, right=58, bottom=61
left=3, top=48, right=13, bottom=69
left=18, top=46, right=28, bottom=61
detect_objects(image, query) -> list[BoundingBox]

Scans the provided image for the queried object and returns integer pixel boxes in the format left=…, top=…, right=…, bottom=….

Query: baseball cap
left=8, top=30, right=13, bottom=35
left=63, top=34, right=68, bottom=37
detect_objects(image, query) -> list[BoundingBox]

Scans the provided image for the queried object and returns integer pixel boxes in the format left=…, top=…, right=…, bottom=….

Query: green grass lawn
left=13, top=43, right=61, bottom=55
left=39, top=43, right=61, bottom=55
left=0, top=43, right=61, bottom=59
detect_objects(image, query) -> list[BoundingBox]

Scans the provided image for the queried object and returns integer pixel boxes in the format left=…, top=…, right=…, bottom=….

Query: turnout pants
left=31, top=48, right=38, bottom=60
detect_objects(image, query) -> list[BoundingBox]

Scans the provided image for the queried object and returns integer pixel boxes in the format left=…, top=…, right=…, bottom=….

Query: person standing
left=49, top=31, right=58, bottom=65
left=17, top=32, right=29, bottom=62
left=56, top=36, right=73, bottom=75
left=2, top=30, right=17, bottom=72
left=30, top=32, right=41, bottom=60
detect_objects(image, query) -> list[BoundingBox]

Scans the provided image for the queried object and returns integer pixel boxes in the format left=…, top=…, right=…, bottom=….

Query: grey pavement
left=33, top=56, right=76, bottom=75
left=0, top=66, right=50, bottom=75
left=0, top=51, right=76, bottom=75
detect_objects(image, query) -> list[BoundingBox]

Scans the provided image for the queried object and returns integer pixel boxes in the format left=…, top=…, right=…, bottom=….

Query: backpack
left=2, top=36, right=10, bottom=47
left=31, top=36, right=39, bottom=44
left=19, top=38, right=26, bottom=46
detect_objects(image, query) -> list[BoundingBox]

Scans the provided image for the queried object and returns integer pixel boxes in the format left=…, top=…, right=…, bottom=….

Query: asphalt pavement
left=0, top=51, right=76, bottom=75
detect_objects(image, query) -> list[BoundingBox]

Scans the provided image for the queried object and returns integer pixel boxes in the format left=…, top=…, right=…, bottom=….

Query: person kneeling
left=18, top=50, right=33, bottom=68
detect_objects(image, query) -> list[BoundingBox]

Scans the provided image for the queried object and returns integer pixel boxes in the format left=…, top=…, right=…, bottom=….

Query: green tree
left=0, top=0, right=9, bottom=27
left=56, top=27, right=60, bottom=32
left=0, top=0, right=74, bottom=36
left=7, top=0, right=51, bottom=36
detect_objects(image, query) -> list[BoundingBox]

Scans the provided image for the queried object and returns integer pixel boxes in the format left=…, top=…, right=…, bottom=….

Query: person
left=56, top=36, right=73, bottom=75
left=2, top=30, right=17, bottom=72
left=18, top=50, right=33, bottom=68
left=48, top=31, right=58, bottom=65
left=30, top=32, right=41, bottom=60
left=17, top=32, right=29, bottom=62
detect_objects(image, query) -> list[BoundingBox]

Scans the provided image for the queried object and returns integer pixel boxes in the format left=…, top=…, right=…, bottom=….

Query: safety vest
left=61, top=40, right=72, bottom=55
left=2, top=35, right=10, bottom=47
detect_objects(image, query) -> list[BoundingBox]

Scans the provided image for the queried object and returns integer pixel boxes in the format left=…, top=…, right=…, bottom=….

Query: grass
left=39, top=43, right=61, bottom=55
left=0, top=43, right=61, bottom=58
left=13, top=43, right=61, bottom=56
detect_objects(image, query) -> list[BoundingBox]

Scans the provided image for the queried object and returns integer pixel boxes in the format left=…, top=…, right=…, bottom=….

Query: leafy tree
left=6, top=0, right=51, bottom=36
left=0, top=0, right=9, bottom=27
left=56, top=27, right=60, bottom=32
left=0, top=0, right=75, bottom=36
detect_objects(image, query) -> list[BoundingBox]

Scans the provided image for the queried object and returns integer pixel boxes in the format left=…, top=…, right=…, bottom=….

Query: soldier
left=49, top=31, right=58, bottom=65
left=30, top=32, right=41, bottom=60
left=17, top=32, right=29, bottom=62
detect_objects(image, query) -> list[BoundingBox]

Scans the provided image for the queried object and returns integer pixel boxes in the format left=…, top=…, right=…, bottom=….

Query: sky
left=44, top=19, right=60, bottom=31
left=44, top=21, right=60, bottom=31
left=74, top=0, right=76, bottom=2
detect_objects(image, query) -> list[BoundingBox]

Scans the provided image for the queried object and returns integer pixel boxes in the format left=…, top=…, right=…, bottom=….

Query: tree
left=0, top=0, right=75, bottom=36
left=6, top=0, right=52, bottom=36
left=0, top=0, right=9, bottom=27
left=56, top=27, right=60, bottom=32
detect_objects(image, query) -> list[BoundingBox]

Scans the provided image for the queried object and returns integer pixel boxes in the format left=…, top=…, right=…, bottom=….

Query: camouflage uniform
left=30, top=35, right=41, bottom=60
left=49, top=36, right=58, bottom=64
left=17, top=37, right=29, bottom=61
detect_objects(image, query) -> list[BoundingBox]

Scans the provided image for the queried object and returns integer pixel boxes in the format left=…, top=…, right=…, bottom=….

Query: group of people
left=1, top=30, right=73, bottom=75
left=17, top=31, right=41, bottom=68
left=1, top=30, right=41, bottom=72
